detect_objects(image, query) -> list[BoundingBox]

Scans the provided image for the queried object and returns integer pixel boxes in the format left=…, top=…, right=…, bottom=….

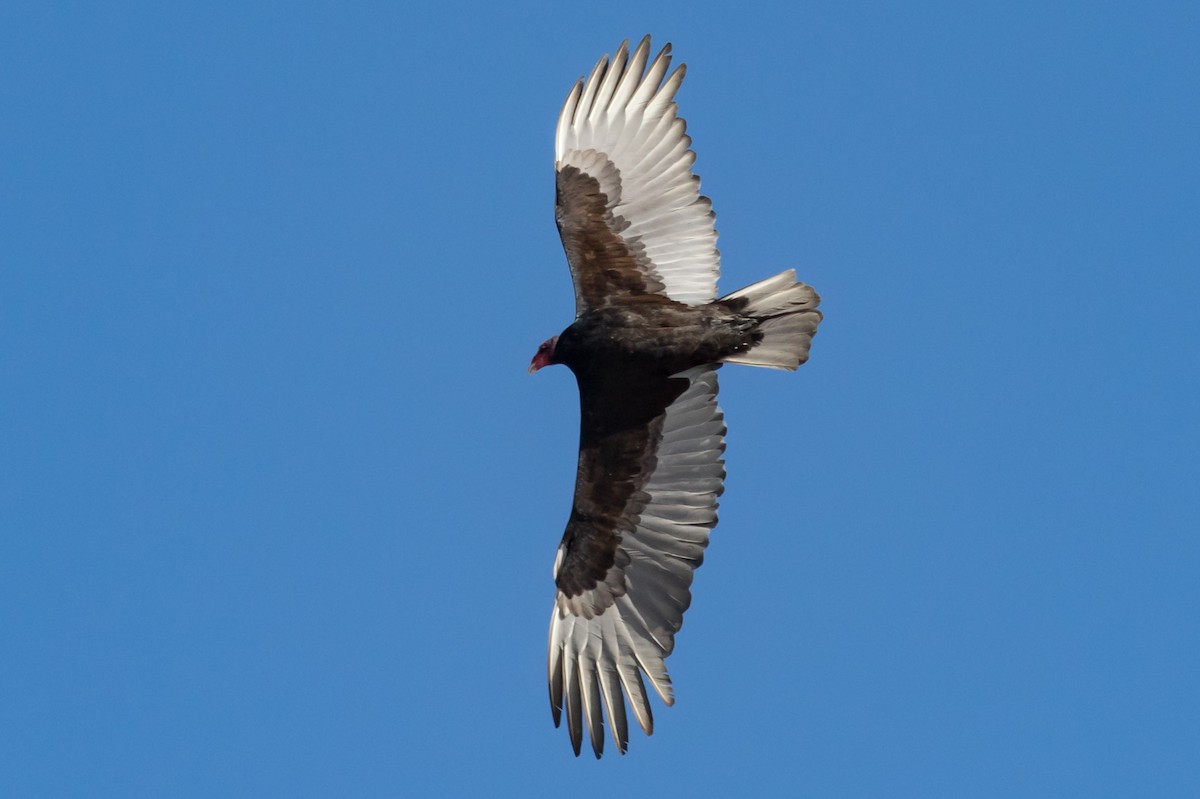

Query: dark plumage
left=531, top=36, right=823, bottom=757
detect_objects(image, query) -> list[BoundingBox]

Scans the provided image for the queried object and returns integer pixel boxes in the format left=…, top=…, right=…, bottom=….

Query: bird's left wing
left=548, top=366, right=725, bottom=757
left=555, top=36, right=721, bottom=316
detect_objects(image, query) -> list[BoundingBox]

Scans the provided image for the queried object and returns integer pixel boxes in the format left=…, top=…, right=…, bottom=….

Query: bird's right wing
left=548, top=365, right=726, bottom=757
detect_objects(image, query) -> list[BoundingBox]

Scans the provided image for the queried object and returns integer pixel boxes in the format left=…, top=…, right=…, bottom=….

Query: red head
left=528, top=336, right=559, bottom=374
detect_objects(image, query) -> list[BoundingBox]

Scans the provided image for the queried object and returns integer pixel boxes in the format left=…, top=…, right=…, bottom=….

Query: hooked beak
left=529, top=336, right=557, bottom=374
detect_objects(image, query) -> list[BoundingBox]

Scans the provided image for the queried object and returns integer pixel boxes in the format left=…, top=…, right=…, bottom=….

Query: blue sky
left=3, top=1, right=1197, bottom=796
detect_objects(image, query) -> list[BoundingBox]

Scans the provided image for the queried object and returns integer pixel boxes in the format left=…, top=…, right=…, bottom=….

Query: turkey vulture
left=530, top=36, right=822, bottom=757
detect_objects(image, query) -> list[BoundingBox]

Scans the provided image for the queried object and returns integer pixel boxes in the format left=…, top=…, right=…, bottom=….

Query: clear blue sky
left=3, top=1, right=1197, bottom=796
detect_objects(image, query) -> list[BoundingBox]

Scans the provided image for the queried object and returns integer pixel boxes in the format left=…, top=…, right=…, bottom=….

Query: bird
left=529, top=36, right=822, bottom=757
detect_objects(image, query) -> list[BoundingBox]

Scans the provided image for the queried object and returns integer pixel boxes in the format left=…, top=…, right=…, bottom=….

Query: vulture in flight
left=530, top=36, right=822, bottom=757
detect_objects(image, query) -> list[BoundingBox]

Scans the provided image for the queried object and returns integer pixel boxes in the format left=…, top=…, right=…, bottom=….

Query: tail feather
left=720, top=269, right=822, bottom=370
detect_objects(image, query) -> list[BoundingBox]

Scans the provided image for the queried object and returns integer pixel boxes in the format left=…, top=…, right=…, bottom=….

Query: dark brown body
left=554, top=296, right=759, bottom=381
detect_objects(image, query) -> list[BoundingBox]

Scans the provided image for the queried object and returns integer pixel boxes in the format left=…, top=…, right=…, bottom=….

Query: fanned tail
left=720, top=269, right=822, bottom=370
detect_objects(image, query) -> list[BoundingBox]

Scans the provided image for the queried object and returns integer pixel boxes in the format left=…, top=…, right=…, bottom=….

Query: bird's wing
left=548, top=365, right=725, bottom=757
left=555, top=36, right=721, bottom=316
